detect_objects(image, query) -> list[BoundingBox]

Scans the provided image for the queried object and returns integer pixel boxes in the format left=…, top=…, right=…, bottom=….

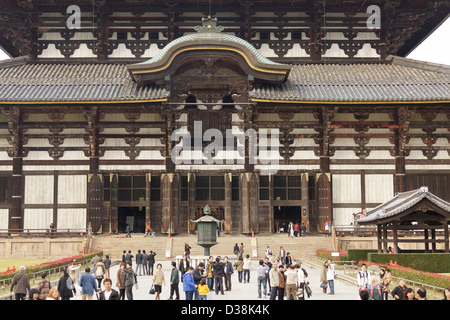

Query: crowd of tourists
left=8, top=244, right=450, bottom=301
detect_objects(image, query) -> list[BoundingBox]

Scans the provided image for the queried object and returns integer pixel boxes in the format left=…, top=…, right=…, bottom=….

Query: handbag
left=304, top=283, right=312, bottom=298
left=149, top=285, right=155, bottom=294
left=320, top=282, right=327, bottom=289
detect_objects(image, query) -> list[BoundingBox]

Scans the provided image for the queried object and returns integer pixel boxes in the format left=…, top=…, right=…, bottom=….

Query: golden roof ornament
left=194, top=16, right=224, bottom=33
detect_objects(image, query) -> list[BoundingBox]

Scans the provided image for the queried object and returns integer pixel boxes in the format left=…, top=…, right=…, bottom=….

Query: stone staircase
left=90, top=233, right=334, bottom=261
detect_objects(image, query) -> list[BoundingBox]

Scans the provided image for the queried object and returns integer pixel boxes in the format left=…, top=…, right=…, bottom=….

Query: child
left=198, top=278, right=209, bottom=300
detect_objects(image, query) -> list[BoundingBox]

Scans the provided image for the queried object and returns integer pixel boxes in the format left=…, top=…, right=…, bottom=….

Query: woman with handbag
left=380, top=267, right=391, bottom=300
left=152, top=263, right=166, bottom=300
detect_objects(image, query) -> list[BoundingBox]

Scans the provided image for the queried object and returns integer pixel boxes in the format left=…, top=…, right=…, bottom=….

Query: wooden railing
left=0, top=228, right=88, bottom=238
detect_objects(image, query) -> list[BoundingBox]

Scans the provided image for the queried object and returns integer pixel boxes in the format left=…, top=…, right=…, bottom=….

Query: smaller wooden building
left=357, top=187, right=450, bottom=253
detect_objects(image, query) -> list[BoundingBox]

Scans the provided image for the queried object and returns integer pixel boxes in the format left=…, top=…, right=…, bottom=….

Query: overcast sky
left=0, top=16, right=449, bottom=65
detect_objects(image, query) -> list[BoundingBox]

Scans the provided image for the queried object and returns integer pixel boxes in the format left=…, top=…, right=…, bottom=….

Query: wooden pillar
left=431, top=229, right=437, bottom=253
left=145, top=173, right=151, bottom=230
left=110, top=173, right=118, bottom=233
left=444, top=220, right=449, bottom=253
left=188, top=173, right=196, bottom=233
left=269, top=175, right=274, bottom=233
left=424, top=229, right=429, bottom=253
left=301, top=173, right=309, bottom=232
left=393, top=221, right=399, bottom=254
left=383, top=224, right=388, bottom=253
left=241, top=172, right=258, bottom=234
left=161, top=173, right=179, bottom=234
left=377, top=224, right=382, bottom=253
left=6, top=106, right=24, bottom=231
left=224, top=173, right=232, bottom=234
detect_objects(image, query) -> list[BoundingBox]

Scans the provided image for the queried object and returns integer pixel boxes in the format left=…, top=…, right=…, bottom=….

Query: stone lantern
left=190, top=204, right=221, bottom=256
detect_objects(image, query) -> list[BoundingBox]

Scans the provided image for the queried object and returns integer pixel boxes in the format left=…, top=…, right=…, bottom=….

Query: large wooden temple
left=0, top=0, right=449, bottom=235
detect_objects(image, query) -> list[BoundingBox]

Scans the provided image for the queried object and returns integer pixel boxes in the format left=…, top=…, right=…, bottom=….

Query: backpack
left=301, top=268, right=308, bottom=278
left=95, top=265, right=104, bottom=277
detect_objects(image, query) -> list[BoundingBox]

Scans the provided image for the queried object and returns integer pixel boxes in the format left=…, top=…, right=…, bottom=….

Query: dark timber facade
left=0, top=1, right=449, bottom=235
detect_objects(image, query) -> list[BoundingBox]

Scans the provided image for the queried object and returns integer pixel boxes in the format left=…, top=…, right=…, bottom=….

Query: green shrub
left=368, top=253, right=450, bottom=273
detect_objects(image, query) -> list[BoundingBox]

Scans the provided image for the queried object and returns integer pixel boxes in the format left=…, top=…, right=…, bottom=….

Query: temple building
left=0, top=0, right=449, bottom=235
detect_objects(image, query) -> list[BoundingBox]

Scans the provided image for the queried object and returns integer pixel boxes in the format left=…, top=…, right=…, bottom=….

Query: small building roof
left=357, top=186, right=450, bottom=225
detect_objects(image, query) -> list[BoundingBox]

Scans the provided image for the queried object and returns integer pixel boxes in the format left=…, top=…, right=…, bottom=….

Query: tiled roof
left=0, top=56, right=449, bottom=103
left=0, top=57, right=169, bottom=103
left=357, top=187, right=450, bottom=225
left=250, top=56, right=450, bottom=102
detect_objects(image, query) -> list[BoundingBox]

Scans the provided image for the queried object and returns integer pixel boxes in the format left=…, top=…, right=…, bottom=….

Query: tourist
left=94, top=258, right=106, bottom=289
left=169, top=261, right=180, bottom=300
left=126, top=223, right=131, bottom=237
left=239, top=243, right=244, bottom=258
left=391, top=279, right=408, bottom=300
left=285, top=252, right=293, bottom=265
left=184, top=243, right=191, bottom=258
left=193, top=262, right=207, bottom=300
left=36, top=273, right=51, bottom=300
left=359, top=289, right=370, bottom=300
left=416, top=286, right=427, bottom=300
left=301, top=223, right=306, bottom=236
left=325, top=221, right=330, bottom=236
left=288, top=222, right=294, bottom=238
left=279, top=246, right=286, bottom=265
left=326, top=259, right=335, bottom=295
left=27, top=288, right=39, bottom=300
left=296, top=263, right=307, bottom=300
left=269, top=263, right=279, bottom=300
left=136, top=249, right=143, bottom=276
left=152, top=263, right=165, bottom=300
left=198, top=278, right=209, bottom=300
left=142, top=250, right=149, bottom=275
left=212, top=256, right=225, bottom=295
left=243, top=254, right=251, bottom=283
left=126, top=250, right=134, bottom=264
left=46, top=288, right=60, bottom=300
left=367, top=275, right=383, bottom=300
left=265, top=246, right=272, bottom=257
left=183, top=267, right=196, bottom=300
left=78, top=267, right=98, bottom=300
left=224, top=256, right=234, bottom=291
left=91, top=254, right=100, bottom=270
left=443, top=287, right=450, bottom=300
left=206, top=256, right=214, bottom=290
left=116, top=263, right=126, bottom=300
left=236, top=256, right=244, bottom=283
left=264, top=258, right=272, bottom=292
left=285, top=264, right=298, bottom=300
left=148, top=250, right=156, bottom=275
left=233, top=243, right=239, bottom=256
left=144, top=223, right=152, bottom=237
left=179, top=254, right=190, bottom=282
left=98, top=278, right=119, bottom=300
left=277, top=265, right=286, bottom=300
left=357, top=263, right=371, bottom=291
left=122, top=250, right=127, bottom=263
left=320, top=260, right=328, bottom=294
left=124, top=262, right=136, bottom=300
left=403, top=288, right=416, bottom=300
left=380, top=267, right=392, bottom=300
left=294, top=223, right=299, bottom=237
left=58, top=267, right=77, bottom=300
left=68, top=259, right=81, bottom=285
left=255, top=259, right=269, bottom=299
left=104, top=254, right=111, bottom=279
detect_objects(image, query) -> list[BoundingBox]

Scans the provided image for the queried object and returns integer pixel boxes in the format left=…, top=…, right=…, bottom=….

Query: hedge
left=347, top=249, right=378, bottom=263
left=0, top=251, right=103, bottom=284
left=359, top=260, right=450, bottom=289
left=368, top=253, right=450, bottom=274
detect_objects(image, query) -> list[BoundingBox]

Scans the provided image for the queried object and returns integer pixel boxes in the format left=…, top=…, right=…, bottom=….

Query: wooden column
left=393, top=221, right=399, bottom=254
left=377, top=224, right=382, bottom=253
left=188, top=173, right=196, bottom=234
left=6, top=106, right=24, bottom=231
left=161, top=173, right=179, bottom=234
left=145, top=173, right=151, bottom=230
left=383, top=224, right=388, bottom=253
left=301, top=173, right=309, bottom=232
left=424, top=229, right=429, bottom=253
left=224, top=173, right=232, bottom=234
left=241, top=172, right=258, bottom=234
left=444, top=220, right=449, bottom=253
left=110, top=173, right=118, bottom=233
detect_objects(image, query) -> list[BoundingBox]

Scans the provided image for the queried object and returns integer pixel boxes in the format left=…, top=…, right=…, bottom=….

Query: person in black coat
left=57, top=267, right=76, bottom=300
left=212, top=257, right=225, bottom=295
left=223, top=256, right=234, bottom=291
left=179, top=255, right=190, bottom=282
left=98, top=278, right=119, bottom=300
left=148, top=250, right=156, bottom=275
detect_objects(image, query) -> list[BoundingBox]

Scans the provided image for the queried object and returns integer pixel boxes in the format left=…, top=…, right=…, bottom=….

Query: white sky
left=0, top=16, right=449, bottom=65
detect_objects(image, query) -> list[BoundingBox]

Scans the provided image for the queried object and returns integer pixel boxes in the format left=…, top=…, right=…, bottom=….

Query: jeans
left=207, top=277, right=214, bottom=290
left=257, top=276, right=267, bottom=298
left=199, top=295, right=207, bottom=300
left=243, top=269, right=250, bottom=282
left=126, top=285, right=133, bottom=300
left=170, top=283, right=179, bottom=299
left=185, top=290, right=194, bottom=300
left=328, top=280, right=334, bottom=294
left=214, top=275, right=224, bottom=295
left=238, top=271, right=243, bottom=283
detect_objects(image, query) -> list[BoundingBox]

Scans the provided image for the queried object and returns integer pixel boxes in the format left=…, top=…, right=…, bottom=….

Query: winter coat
left=57, top=274, right=76, bottom=299
left=10, top=271, right=30, bottom=295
